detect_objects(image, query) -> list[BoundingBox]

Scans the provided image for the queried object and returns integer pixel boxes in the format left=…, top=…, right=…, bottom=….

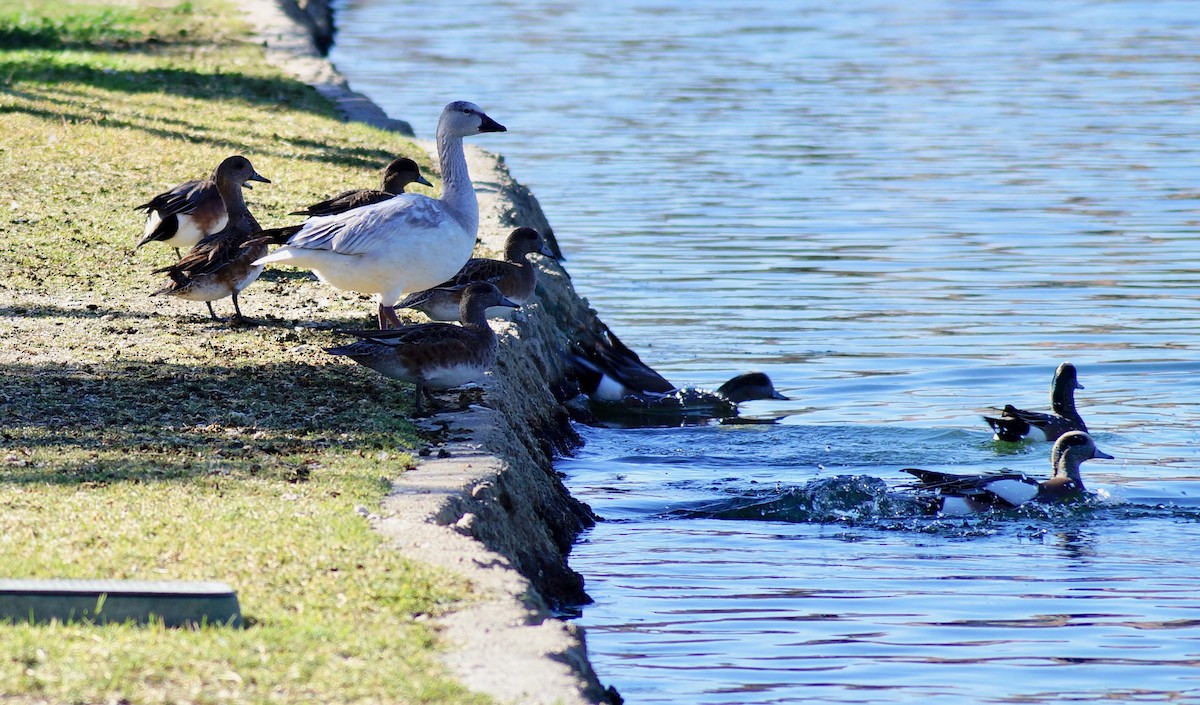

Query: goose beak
left=478, top=114, right=507, bottom=133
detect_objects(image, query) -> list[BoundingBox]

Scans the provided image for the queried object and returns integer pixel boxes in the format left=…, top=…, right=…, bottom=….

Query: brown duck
left=150, top=156, right=270, bottom=322
left=326, top=281, right=519, bottom=414
left=288, top=157, right=432, bottom=217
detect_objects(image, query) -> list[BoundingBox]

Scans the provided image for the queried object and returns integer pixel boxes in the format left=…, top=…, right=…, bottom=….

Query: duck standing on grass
left=288, top=157, right=432, bottom=217
left=150, top=156, right=271, bottom=323
left=249, top=101, right=507, bottom=329
left=902, top=430, right=1112, bottom=514
left=983, top=361, right=1088, bottom=442
left=325, top=281, right=519, bottom=415
left=397, top=227, right=556, bottom=321
left=135, top=155, right=270, bottom=257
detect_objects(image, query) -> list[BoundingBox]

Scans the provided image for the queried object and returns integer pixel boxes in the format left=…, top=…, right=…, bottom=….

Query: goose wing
left=284, top=194, right=451, bottom=256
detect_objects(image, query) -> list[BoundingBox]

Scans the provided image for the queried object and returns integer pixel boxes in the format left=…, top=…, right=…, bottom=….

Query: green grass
left=0, top=2, right=492, bottom=703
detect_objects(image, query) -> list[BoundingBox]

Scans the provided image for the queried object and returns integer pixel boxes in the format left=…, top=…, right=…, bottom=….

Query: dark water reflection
left=330, top=0, right=1200, bottom=702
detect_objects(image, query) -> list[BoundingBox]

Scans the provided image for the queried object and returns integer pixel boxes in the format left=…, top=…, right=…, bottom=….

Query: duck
left=396, top=227, right=555, bottom=321
left=288, top=157, right=432, bottom=217
left=135, top=155, right=270, bottom=257
left=983, top=361, right=1088, bottom=442
left=902, top=430, right=1113, bottom=514
left=569, top=322, right=789, bottom=423
left=250, top=101, right=506, bottom=329
left=325, top=281, right=518, bottom=415
left=150, top=156, right=271, bottom=322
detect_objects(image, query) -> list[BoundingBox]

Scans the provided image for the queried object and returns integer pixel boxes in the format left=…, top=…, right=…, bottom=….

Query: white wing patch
left=985, top=478, right=1039, bottom=506
left=285, top=194, right=450, bottom=255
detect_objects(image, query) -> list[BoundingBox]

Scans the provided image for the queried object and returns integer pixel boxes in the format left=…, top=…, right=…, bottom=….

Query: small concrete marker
left=0, top=579, right=242, bottom=628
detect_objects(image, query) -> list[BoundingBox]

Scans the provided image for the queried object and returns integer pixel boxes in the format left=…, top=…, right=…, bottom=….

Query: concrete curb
left=242, top=2, right=617, bottom=703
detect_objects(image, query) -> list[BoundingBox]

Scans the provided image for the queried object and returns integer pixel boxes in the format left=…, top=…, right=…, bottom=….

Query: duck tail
left=983, top=405, right=1030, bottom=442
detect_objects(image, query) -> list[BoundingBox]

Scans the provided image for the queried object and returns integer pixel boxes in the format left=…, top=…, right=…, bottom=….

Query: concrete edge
left=242, top=2, right=619, bottom=703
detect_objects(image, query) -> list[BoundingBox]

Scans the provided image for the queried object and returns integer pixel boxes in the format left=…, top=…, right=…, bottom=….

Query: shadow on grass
left=0, top=358, right=423, bottom=485
left=0, top=55, right=409, bottom=171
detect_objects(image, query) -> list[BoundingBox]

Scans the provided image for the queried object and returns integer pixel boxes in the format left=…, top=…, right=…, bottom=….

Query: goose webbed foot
left=378, top=304, right=402, bottom=329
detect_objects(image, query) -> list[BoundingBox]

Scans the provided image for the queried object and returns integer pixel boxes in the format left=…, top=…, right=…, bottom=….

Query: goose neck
left=436, top=129, right=479, bottom=235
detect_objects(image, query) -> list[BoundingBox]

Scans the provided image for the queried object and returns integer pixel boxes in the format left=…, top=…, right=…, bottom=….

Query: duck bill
left=245, top=172, right=271, bottom=188
left=1092, top=448, right=1114, bottom=460
left=771, top=391, right=790, bottom=401
left=415, top=175, right=433, bottom=187
left=498, top=295, right=521, bottom=309
left=478, top=114, right=507, bottom=133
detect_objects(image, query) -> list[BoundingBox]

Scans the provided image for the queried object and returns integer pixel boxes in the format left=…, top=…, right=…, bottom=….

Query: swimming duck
left=902, top=430, right=1112, bottom=514
left=135, top=155, right=270, bottom=257
left=396, top=227, right=556, bottom=321
left=251, top=101, right=506, bottom=329
left=983, top=361, right=1088, bottom=442
left=150, top=156, right=271, bottom=322
left=325, top=281, right=518, bottom=415
left=569, top=323, right=789, bottom=424
left=288, top=157, right=432, bottom=217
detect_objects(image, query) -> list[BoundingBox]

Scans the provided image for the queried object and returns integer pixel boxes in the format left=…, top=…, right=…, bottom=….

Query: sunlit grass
left=0, top=1, right=490, bottom=703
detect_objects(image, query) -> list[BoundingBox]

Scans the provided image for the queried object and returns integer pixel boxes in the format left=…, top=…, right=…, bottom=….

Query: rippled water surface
left=330, top=1, right=1200, bottom=701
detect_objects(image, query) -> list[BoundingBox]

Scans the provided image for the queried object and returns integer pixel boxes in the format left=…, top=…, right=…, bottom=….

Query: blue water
left=329, top=1, right=1200, bottom=701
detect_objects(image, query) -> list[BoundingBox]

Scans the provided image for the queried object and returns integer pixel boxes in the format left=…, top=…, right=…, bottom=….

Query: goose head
left=715, top=372, right=789, bottom=404
left=505, top=227, right=558, bottom=260
left=214, top=155, right=270, bottom=190
left=439, top=101, right=507, bottom=139
left=1050, top=430, right=1113, bottom=488
left=381, top=157, right=432, bottom=193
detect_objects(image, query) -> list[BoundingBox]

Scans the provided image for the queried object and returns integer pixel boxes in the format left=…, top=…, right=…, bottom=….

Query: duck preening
left=397, top=227, right=556, bottom=321
left=902, top=430, right=1112, bottom=514
left=325, top=281, right=518, bottom=415
left=250, top=101, right=506, bottom=329
left=288, top=157, right=432, bottom=217
left=135, top=155, right=270, bottom=257
left=983, top=361, right=1088, bottom=442
left=150, top=156, right=270, bottom=322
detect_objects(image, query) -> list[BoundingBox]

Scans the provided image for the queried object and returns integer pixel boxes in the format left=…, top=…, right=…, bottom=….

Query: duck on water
left=902, top=430, right=1113, bottom=515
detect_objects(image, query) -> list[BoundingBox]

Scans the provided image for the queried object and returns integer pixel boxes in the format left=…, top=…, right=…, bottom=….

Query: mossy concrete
left=250, top=2, right=618, bottom=703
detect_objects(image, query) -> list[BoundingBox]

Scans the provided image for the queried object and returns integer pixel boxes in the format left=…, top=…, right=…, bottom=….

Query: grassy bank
left=0, top=1, right=490, bottom=702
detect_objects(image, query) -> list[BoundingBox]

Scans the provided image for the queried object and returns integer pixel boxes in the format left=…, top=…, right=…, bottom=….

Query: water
left=328, top=1, right=1200, bottom=701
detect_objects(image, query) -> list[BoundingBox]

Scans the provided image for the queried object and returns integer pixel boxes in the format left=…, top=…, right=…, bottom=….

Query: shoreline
left=246, top=1, right=616, bottom=702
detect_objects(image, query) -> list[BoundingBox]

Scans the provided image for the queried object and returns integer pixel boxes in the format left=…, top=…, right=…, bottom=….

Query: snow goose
left=251, top=101, right=506, bottom=328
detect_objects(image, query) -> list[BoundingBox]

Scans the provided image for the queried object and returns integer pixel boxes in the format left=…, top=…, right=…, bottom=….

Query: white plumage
left=253, top=101, right=506, bottom=327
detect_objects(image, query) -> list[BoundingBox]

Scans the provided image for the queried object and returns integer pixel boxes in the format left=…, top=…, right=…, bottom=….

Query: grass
left=0, top=1, right=493, bottom=703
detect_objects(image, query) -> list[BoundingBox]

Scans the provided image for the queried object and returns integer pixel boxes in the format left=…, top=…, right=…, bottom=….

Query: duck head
left=716, top=372, right=789, bottom=404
